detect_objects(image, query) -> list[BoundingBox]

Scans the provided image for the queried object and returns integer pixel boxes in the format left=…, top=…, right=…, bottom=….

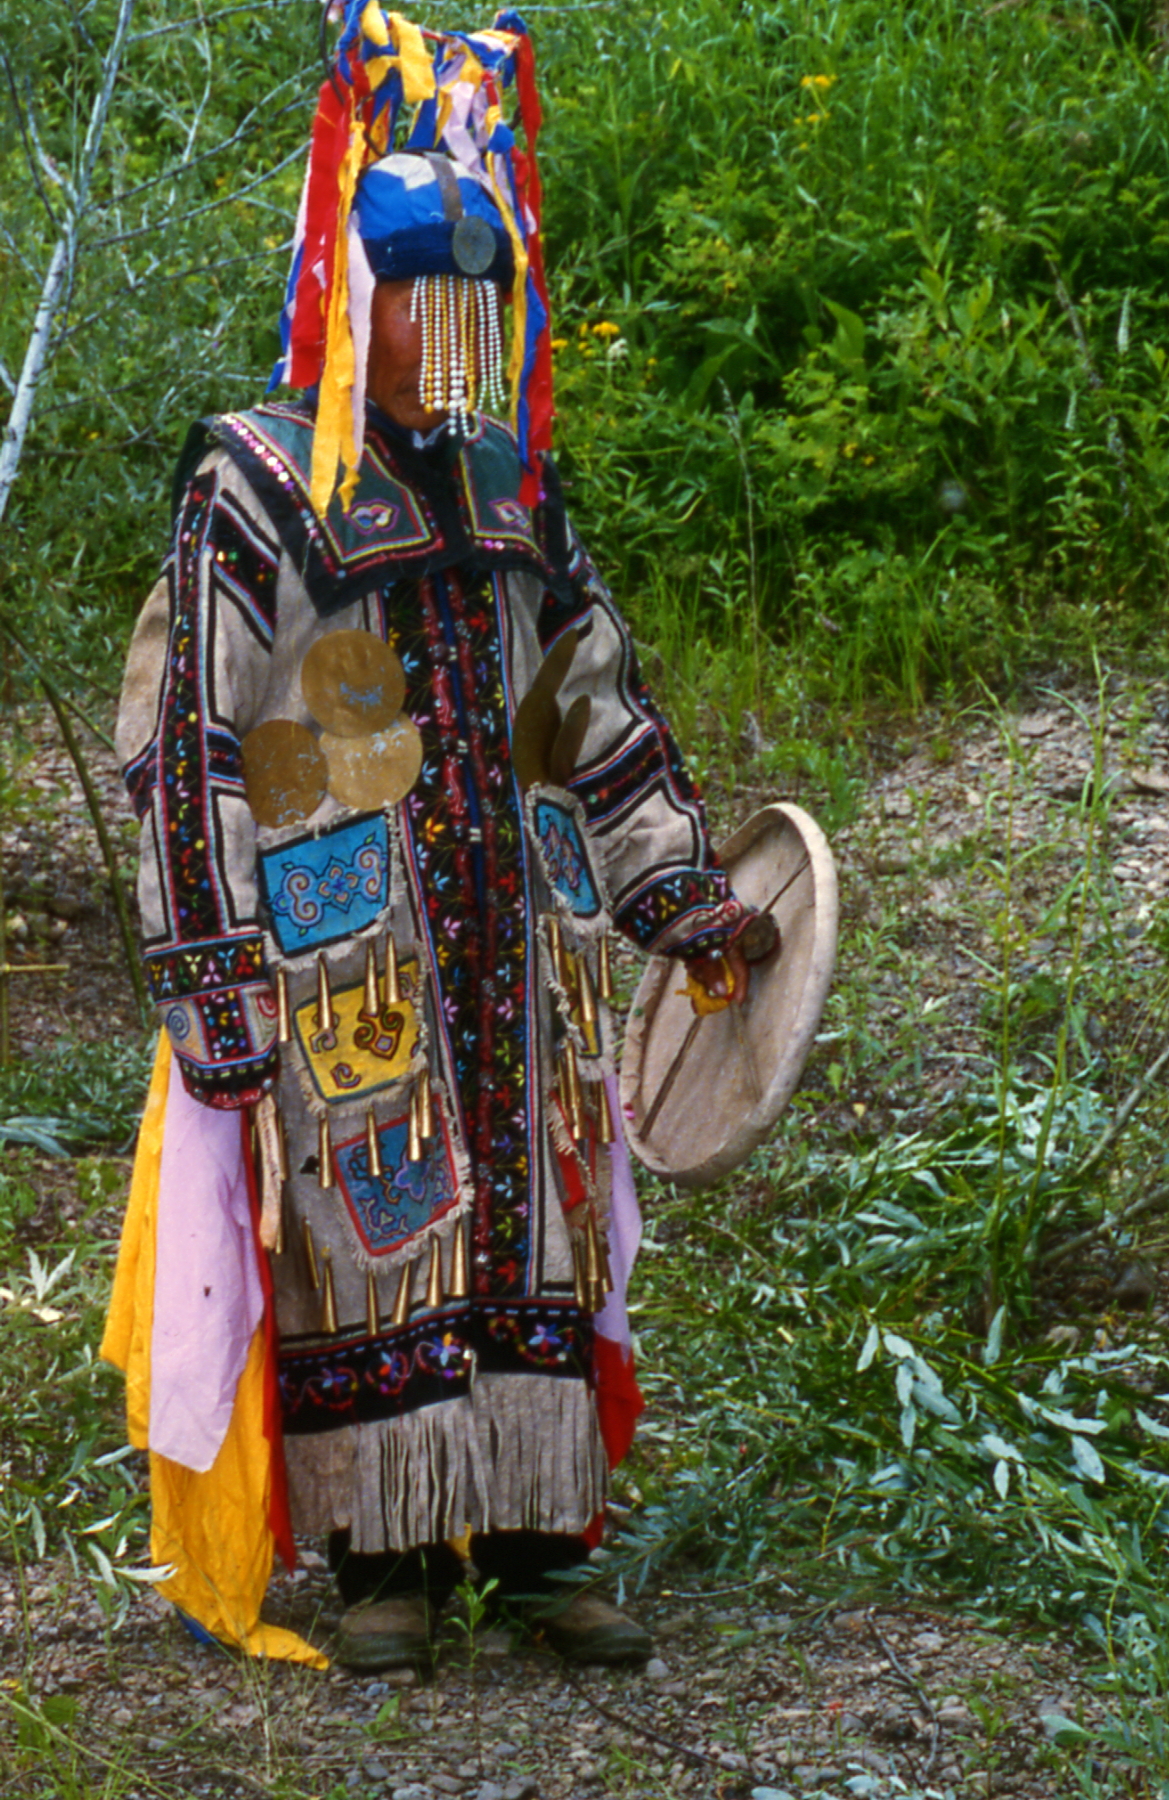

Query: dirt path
left=5, top=678, right=1169, bottom=1798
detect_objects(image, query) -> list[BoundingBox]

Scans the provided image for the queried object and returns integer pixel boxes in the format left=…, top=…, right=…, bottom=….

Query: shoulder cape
left=172, top=401, right=576, bottom=619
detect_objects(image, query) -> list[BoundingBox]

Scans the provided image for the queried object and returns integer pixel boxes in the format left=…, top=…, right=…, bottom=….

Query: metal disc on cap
left=620, top=803, right=838, bottom=1191
left=452, top=214, right=497, bottom=276
left=301, top=630, right=406, bottom=737
left=322, top=715, right=423, bottom=810
left=241, top=720, right=328, bottom=828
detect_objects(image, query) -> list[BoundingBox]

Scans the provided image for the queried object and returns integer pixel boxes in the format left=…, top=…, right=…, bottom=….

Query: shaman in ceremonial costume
left=106, top=8, right=764, bottom=1670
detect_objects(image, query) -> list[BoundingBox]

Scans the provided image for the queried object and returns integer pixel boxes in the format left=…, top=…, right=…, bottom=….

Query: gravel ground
left=5, top=678, right=1169, bottom=1797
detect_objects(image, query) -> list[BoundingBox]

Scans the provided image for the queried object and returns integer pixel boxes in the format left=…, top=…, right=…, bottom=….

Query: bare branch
left=89, top=89, right=308, bottom=210
left=48, top=241, right=292, bottom=348
left=0, top=357, right=15, bottom=398
left=0, top=46, right=61, bottom=229
left=129, top=0, right=316, bottom=44
left=88, top=139, right=305, bottom=250
left=0, top=0, right=138, bottom=526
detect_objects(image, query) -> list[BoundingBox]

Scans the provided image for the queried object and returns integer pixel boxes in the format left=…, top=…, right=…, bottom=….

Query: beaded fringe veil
left=410, top=274, right=506, bottom=433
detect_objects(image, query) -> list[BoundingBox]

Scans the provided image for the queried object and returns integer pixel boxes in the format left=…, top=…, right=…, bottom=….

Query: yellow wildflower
left=550, top=337, right=568, bottom=351
left=592, top=321, right=621, bottom=339
left=800, top=73, right=836, bottom=91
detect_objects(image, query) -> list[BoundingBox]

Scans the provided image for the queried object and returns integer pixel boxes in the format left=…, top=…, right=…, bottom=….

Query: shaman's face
left=367, top=279, right=448, bottom=433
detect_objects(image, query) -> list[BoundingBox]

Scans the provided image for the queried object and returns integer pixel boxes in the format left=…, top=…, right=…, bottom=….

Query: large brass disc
left=511, top=685, right=562, bottom=790
left=620, top=803, right=838, bottom=1190
left=241, top=719, right=328, bottom=828
left=301, top=629, right=407, bottom=737
left=322, top=715, right=423, bottom=809
left=532, top=626, right=578, bottom=698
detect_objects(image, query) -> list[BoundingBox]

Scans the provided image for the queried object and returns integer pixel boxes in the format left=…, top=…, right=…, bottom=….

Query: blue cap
left=354, top=152, right=514, bottom=286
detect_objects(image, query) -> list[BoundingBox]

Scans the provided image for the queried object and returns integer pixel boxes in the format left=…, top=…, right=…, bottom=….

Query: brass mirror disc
left=549, top=693, right=592, bottom=788
left=241, top=719, right=328, bottom=828
left=322, top=716, right=423, bottom=809
left=532, top=627, right=579, bottom=699
left=301, top=630, right=407, bottom=737
left=511, top=686, right=562, bottom=790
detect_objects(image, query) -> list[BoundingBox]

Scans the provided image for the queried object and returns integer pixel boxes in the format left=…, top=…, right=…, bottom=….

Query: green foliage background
left=3, top=0, right=1169, bottom=701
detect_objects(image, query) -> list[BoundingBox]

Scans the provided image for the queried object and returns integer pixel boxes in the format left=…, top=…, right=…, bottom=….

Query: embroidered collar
left=206, top=401, right=572, bottom=619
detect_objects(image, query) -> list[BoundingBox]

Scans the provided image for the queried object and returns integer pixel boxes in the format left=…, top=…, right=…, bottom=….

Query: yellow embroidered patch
left=293, top=964, right=421, bottom=1104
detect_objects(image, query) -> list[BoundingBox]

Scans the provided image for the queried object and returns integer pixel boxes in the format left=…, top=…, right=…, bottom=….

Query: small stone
left=391, top=1786, right=432, bottom=1800
left=473, top=1784, right=505, bottom=1800
left=644, top=1657, right=670, bottom=1682
left=502, top=1783, right=539, bottom=1800
left=912, top=1629, right=945, bottom=1652
left=751, top=1788, right=798, bottom=1800
left=1113, top=1262, right=1155, bottom=1308
left=364, top=1763, right=389, bottom=1781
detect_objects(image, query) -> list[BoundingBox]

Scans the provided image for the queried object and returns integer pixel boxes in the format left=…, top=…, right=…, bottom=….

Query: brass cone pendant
left=320, top=1250, right=339, bottom=1334
left=303, top=1221, right=321, bottom=1291
left=595, top=1080, right=615, bottom=1145
left=585, top=1210, right=607, bottom=1312
left=425, top=1236, right=444, bottom=1310
left=417, top=1066, right=434, bottom=1140
left=407, top=1085, right=423, bottom=1163
left=365, top=1109, right=383, bottom=1180
left=318, top=1115, right=335, bottom=1188
left=276, top=967, right=292, bottom=1043
left=272, top=1195, right=285, bottom=1258
left=449, top=1219, right=469, bottom=1300
left=362, top=939, right=380, bottom=1017
left=391, top=1258, right=414, bottom=1327
left=315, top=953, right=334, bottom=1033
left=563, top=1039, right=586, bottom=1141
left=385, top=933, right=402, bottom=1005
left=572, top=1236, right=588, bottom=1310
left=366, top=1268, right=380, bottom=1338
left=597, top=933, right=614, bottom=1002
left=546, top=914, right=567, bottom=986
left=576, top=952, right=597, bottom=1026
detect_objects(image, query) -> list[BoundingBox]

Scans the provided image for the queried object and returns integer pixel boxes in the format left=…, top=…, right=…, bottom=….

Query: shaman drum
left=619, top=803, right=838, bottom=1189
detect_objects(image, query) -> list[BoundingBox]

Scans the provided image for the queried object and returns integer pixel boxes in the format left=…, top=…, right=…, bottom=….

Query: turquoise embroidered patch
left=334, top=1113, right=458, bottom=1257
left=259, top=813, right=389, bottom=955
left=531, top=795, right=603, bottom=922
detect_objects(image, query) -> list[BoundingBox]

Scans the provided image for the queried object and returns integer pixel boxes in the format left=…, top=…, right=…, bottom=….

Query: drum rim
left=619, top=802, right=838, bottom=1189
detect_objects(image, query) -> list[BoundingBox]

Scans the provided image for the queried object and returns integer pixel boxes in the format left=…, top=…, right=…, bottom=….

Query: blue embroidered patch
left=532, top=796, right=602, bottom=921
left=259, top=813, right=389, bottom=955
left=334, top=1113, right=458, bottom=1257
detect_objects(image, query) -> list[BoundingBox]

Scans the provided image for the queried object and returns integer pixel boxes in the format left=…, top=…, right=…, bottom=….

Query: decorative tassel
left=385, top=932, right=402, bottom=1005
left=303, top=1221, right=321, bottom=1291
left=315, top=953, right=334, bottom=1032
left=276, top=967, right=292, bottom=1043
left=449, top=1219, right=469, bottom=1300
left=362, top=940, right=380, bottom=1017
left=597, top=933, right=614, bottom=1002
left=318, top=1115, right=334, bottom=1189
left=320, top=1249, right=339, bottom=1335
left=425, top=1235, right=444, bottom=1310
left=392, top=1258, right=414, bottom=1327
left=365, top=1109, right=383, bottom=1180
left=366, top=1268, right=380, bottom=1339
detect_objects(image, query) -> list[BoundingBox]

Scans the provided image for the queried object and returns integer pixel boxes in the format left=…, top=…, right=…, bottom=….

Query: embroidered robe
left=117, top=401, right=741, bottom=1551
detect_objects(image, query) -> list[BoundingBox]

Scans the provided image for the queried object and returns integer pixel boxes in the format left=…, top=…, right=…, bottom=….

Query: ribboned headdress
left=271, top=4, right=553, bottom=518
